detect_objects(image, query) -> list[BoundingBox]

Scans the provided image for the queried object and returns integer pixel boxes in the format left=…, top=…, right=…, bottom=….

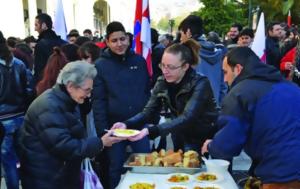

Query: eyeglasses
left=79, top=86, right=93, bottom=94
left=158, top=63, right=185, bottom=71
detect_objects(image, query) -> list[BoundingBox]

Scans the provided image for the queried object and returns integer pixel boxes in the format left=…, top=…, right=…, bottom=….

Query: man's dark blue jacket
left=92, top=49, right=151, bottom=136
left=209, top=54, right=300, bottom=183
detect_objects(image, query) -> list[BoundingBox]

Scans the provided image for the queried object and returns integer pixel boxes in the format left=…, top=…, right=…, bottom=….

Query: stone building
left=0, top=0, right=110, bottom=38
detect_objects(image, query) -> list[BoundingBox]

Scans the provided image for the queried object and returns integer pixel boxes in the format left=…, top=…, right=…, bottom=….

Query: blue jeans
left=108, top=136, right=150, bottom=189
left=1, top=116, right=24, bottom=189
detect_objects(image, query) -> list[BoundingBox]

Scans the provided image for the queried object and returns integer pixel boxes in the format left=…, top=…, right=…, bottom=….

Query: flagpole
left=287, top=10, right=291, bottom=27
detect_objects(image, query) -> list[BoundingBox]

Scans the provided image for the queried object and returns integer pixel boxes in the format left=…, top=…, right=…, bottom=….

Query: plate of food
left=166, top=173, right=192, bottom=184
left=129, top=182, right=155, bottom=189
left=169, top=185, right=189, bottom=189
left=192, top=182, right=223, bottom=189
left=194, top=172, right=223, bottom=183
left=113, top=129, right=140, bottom=137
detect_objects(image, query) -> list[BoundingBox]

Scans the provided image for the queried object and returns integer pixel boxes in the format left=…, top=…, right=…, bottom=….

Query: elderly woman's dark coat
left=18, top=84, right=102, bottom=189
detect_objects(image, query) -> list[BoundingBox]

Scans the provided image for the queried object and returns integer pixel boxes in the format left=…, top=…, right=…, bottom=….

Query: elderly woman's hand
left=101, top=130, right=125, bottom=147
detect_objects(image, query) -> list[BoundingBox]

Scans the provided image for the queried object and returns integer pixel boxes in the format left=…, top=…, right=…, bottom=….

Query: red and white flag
left=287, top=10, right=291, bottom=27
left=251, top=12, right=266, bottom=63
left=133, top=0, right=152, bottom=77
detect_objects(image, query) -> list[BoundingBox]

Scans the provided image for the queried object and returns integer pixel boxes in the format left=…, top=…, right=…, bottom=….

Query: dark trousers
left=93, top=149, right=110, bottom=189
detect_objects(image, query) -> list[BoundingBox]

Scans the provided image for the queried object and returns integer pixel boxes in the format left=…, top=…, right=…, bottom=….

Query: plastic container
left=205, top=159, right=230, bottom=174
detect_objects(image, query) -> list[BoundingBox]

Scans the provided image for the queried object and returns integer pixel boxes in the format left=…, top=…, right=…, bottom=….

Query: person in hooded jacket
left=178, top=15, right=227, bottom=108
left=202, top=47, right=300, bottom=189
left=0, top=31, right=33, bottom=189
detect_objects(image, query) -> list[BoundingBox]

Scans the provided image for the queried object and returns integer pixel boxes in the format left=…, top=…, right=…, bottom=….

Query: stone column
left=74, top=0, right=95, bottom=34
left=0, top=0, right=26, bottom=38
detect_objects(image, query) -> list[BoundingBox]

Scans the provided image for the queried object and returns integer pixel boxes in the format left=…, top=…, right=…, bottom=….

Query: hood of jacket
left=197, top=37, right=223, bottom=65
left=231, top=56, right=283, bottom=88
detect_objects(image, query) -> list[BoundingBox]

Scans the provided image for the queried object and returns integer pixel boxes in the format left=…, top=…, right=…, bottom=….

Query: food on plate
left=113, top=129, right=140, bottom=137
left=128, top=149, right=200, bottom=168
left=196, top=173, right=217, bottom=181
left=167, top=174, right=190, bottom=183
left=129, top=182, right=155, bottom=189
left=193, top=187, right=220, bottom=189
left=170, top=187, right=187, bottom=189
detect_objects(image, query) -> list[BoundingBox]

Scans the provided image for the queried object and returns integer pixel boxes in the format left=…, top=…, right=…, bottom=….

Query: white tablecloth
left=116, top=171, right=239, bottom=189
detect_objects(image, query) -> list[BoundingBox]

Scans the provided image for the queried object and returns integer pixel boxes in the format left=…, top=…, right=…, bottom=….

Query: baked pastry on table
left=128, top=149, right=200, bottom=168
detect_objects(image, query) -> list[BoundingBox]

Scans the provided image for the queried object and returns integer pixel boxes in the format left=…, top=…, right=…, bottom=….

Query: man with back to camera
left=202, top=47, right=300, bottom=189
left=178, top=14, right=226, bottom=108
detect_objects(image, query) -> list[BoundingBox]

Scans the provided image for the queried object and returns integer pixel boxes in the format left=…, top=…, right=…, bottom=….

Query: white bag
left=80, top=158, right=103, bottom=189
left=81, top=111, right=102, bottom=189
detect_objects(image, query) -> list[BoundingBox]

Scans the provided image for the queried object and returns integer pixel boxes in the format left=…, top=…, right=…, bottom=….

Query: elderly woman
left=18, top=61, right=123, bottom=189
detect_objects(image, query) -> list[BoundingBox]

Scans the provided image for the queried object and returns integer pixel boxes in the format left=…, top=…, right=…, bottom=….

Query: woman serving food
left=112, top=39, right=218, bottom=153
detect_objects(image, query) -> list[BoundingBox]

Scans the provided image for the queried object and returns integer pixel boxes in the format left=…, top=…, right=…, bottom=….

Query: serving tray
left=124, top=153, right=204, bottom=174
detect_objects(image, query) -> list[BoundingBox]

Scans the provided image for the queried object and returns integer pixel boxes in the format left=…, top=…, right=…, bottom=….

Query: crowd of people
left=0, top=11, right=300, bottom=189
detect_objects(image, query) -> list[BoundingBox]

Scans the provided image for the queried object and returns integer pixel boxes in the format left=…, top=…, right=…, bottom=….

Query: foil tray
left=124, top=153, right=204, bottom=174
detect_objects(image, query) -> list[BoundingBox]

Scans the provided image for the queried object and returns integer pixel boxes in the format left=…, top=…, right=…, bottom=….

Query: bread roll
left=163, top=152, right=182, bottom=165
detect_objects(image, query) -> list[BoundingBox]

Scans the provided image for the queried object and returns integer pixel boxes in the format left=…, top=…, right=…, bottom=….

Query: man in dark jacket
left=151, top=28, right=164, bottom=86
left=223, top=23, right=243, bottom=47
left=202, top=47, right=300, bottom=188
left=265, top=22, right=283, bottom=70
left=92, top=21, right=151, bottom=189
left=18, top=61, right=123, bottom=189
left=33, top=13, right=66, bottom=85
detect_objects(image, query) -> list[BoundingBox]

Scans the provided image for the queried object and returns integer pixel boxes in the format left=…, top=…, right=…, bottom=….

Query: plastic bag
left=80, top=158, right=103, bottom=189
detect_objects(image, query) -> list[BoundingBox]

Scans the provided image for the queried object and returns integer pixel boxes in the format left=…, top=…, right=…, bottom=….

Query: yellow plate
left=113, top=129, right=140, bottom=137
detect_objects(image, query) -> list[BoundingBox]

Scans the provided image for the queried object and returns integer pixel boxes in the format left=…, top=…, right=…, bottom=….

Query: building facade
left=0, top=0, right=110, bottom=38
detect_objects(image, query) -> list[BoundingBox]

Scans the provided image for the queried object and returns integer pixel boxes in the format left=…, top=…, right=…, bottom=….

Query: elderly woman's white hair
left=56, top=60, right=97, bottom=87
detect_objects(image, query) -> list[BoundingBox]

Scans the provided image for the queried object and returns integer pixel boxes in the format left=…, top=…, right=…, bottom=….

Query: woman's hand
left=101, top=130, right=125, bottom=147
left=128, top=128, right=149, bottom=142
